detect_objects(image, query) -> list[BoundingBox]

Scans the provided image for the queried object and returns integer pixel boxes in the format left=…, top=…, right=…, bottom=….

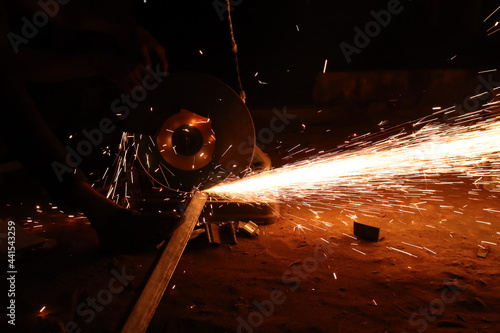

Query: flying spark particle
left=352, top=248, right=366, bottom=255
left=401, top=242, right=423, bottom=249
left=221, top=145, right=233, bottom=157
left=343, top=233, right=357, bottom=240
left=478, top=68, right=497, bottom=74
left=487, top=27, right=500, bottom=36
left=423, top=247, right=437, bottom=255
left=484, top=5, right=500, bottom=22
left=387, top=247, right=418, bottom=258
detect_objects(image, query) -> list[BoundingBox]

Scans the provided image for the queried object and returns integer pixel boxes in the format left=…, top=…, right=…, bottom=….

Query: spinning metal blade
left=123, top=72, right=255, bottom=192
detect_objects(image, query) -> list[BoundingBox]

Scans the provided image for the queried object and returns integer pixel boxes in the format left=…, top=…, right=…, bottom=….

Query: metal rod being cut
left=121, top=191, right=207, bottom=333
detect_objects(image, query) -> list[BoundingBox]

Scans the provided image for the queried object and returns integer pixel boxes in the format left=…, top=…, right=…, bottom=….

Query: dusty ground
left=1, top=102, right=499, bottom=333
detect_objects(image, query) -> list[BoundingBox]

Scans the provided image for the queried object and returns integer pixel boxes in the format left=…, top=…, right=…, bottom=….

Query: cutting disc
left=125, top=72, right=255, bottom=192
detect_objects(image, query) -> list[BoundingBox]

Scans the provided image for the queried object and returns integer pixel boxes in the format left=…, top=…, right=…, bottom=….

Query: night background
left=134, top=0, right=500, bottom=105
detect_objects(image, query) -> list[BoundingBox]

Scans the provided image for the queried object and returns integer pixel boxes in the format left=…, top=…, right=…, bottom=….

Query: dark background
left=133, top=0, right=500, bottom=105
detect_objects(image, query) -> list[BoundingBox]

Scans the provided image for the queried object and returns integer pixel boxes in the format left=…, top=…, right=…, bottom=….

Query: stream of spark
left=206, top=109, right=500, bottom=217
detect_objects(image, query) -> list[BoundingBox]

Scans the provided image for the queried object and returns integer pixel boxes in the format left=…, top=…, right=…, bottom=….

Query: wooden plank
left=121, top=191, right=207, bottom=333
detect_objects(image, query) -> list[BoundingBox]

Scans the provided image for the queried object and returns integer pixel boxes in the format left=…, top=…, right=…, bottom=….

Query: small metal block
left=238, top=221, right=260, bottom=237
left=353, top=221, right=384, bottom=242
left=205, top=222, right=237, bottom=245
left=476, top=247, right=489, bottom=258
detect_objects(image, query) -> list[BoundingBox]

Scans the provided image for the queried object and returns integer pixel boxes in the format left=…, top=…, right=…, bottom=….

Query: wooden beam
left=121, top=191, right=207, bottom=333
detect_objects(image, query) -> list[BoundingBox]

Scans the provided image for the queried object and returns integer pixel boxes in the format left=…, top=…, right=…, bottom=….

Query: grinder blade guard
left=122, top=72, right=256, bottom=192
